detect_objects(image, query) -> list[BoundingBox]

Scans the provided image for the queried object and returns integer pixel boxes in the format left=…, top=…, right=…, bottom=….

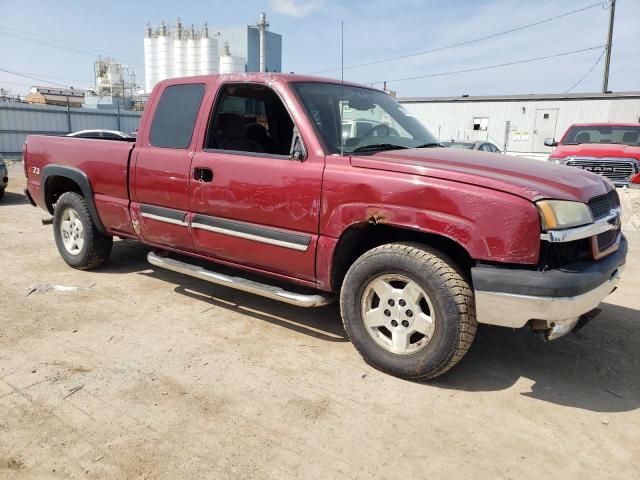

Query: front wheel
left=340, top=242, right=477, bottom=380
left=53, top=192, right=113, bottom=269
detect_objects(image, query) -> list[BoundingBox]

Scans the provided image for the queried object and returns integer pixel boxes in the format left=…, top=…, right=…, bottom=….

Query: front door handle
left=193, top=167, right=213, bottom=183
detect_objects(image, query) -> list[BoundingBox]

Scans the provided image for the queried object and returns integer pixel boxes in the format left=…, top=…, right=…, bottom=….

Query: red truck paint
left=548, top=122, right=640, bottom=186
left=24, top=73, right=613, bottom=292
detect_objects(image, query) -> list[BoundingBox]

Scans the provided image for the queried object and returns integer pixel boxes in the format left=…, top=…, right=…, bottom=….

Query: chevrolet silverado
left=23, top=74, right=627, bottom=380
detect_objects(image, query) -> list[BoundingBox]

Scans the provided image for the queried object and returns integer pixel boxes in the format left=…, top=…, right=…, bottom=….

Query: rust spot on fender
left=368, top=212, right=385, bottom=225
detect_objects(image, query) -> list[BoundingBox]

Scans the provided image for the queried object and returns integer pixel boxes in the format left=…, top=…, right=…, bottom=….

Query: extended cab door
left=188, top=81, right=324, bottom=282
left=131, top=81, right=207, bottom=250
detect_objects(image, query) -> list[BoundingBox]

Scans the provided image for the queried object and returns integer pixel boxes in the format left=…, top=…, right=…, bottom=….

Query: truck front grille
left=588, top=190, right=620, bottom=220
left=588, top=190, right=621, bottom=257
left=539, top=239, right=591, bottom=270
left=565, top=157, right=639, bottom=184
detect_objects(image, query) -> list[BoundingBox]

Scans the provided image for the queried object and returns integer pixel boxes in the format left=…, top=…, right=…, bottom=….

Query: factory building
left=399, top=91, right=640, bottom=156
left=24, top=86, right=84, bottom=107
left=143, top=14, right=282, bottom=92
left=84, top=57, right=139, bottom=109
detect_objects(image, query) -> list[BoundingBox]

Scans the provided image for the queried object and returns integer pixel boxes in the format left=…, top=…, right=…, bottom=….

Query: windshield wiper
left=351, top=143, right=409, bottom=154
left=415, top=142, right=444, bottom=148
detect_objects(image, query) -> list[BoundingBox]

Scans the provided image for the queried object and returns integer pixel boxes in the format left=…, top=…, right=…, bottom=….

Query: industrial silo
left=185, top=26, right=200, bottom=76
left=143, top=23, right=157, bottom=92
left=172, top=18, right=185, bottom=78
left=198, top=23, right=219, bottom=75
left=156, top=21, right=171, bottom=82
left=219, top=43, right=245, bottom=74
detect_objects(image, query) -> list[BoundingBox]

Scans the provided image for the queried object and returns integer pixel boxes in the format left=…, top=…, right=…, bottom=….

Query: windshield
left=293, top=82, right=438, bottom=154
left=561, top=125, right=640, bottom=146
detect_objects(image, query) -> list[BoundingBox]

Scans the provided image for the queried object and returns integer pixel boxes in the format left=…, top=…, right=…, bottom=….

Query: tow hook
left=531, top=308, right=602, bottom=341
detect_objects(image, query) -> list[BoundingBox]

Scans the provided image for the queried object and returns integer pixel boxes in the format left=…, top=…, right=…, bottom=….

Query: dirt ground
left=1, top=164, right=639, bottom=479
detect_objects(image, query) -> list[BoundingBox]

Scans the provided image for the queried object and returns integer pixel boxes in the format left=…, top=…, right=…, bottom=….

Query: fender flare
left=42, top=165, right=107, bottom=234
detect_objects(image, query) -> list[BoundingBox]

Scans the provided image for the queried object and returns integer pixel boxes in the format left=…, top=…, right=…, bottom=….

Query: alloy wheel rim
left=360, top=274, right=436, bottom=355
left=60, top=207, right=85, bottom=255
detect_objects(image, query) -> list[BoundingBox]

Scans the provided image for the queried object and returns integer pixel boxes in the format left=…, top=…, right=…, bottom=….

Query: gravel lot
left=1, top=164, right=639, bottom=479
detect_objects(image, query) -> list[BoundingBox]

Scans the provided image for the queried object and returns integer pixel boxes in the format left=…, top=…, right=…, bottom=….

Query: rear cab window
left=149, top=84, right=206, bottom=149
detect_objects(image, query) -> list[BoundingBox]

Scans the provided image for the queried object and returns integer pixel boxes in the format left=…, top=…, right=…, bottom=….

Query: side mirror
left=289, top=127, right=307, bottom=161
left=544, top=138, right=558, bottom=147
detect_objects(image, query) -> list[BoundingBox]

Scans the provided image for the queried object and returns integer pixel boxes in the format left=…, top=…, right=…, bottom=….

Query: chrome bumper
left=475, top=264, right=624, bottom=331
left=540, top=208, right=620, bottom=243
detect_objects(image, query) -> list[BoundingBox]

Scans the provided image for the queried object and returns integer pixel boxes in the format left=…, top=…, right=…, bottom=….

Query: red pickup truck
left=23, top=74, right=627, bottom=380
left=546, top=123, right=640, bottom=187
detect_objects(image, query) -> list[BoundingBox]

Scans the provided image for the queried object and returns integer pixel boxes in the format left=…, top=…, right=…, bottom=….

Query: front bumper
left=472, top=236, right=627, bottom=332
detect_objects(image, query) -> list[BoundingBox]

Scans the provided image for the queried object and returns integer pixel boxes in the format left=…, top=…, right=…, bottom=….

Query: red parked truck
left=23, top=74, right=627, bottom=380
left=546, top=123, right=640, bottom=187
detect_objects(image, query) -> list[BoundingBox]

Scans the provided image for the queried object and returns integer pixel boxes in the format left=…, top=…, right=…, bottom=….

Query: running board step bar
left=147, top=252, right=335, bottom=308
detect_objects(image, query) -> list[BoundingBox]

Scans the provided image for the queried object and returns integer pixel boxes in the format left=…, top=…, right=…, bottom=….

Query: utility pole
left=602, top=0, right=616, bottom=93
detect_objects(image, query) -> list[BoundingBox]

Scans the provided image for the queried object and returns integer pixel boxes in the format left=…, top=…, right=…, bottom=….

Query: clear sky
left=0, top=0, right=638, bottom=98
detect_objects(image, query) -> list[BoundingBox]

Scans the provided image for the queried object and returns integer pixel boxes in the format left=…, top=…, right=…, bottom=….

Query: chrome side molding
left=141, top=212, right=189, bottom=226
left=147, top=252, right=335, bottom=308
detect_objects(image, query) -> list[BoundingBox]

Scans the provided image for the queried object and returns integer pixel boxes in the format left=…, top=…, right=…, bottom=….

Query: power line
left=0, top=79, right=42, bottom=88
left=0, top=25, right=143, bottom=63
left=0, top=68, right=90, bottom=89
left=373, top=45, right=605, bottom=85
left=0, top=25, right=143, bottom=65
left=308, top=1, right=605, bottom=75
left=0, top=68, right=91, bottom=84
left=565, top=48, right=607, bottom=93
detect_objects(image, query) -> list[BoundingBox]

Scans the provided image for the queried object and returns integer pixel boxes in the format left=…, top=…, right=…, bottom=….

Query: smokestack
left=257, top=12, right=269, bottom=73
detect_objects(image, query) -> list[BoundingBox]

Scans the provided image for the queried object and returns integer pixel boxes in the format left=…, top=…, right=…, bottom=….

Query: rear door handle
left=193, top=167, right=213, bottom=183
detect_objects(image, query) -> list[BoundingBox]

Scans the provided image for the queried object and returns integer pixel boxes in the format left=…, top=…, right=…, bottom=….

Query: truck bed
left=25, top=135, right=136, bottom=236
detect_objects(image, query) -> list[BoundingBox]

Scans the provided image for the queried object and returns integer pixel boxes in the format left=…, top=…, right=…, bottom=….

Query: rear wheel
left=0, top=188, right=4, bottom=200
left=340, top=242, right=477, bottom=380
left=53, top=192, right=112, bottom=269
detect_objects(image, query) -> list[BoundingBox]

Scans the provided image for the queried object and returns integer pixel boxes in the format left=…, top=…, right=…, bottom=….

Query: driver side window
left=205, top=84, right=294, bottom=156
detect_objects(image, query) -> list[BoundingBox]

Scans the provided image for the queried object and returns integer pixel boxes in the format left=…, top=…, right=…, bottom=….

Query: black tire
left=340, top=242, right=477, bottom=380
left=0, top=188, right=5, bottom=200
left=53, top=192, right=113, bottom=269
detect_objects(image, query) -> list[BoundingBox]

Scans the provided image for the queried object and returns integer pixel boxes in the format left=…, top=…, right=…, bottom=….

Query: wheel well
left=44, top=175, right=82, bottom=213
left=331, top=223, right=474, bottom=291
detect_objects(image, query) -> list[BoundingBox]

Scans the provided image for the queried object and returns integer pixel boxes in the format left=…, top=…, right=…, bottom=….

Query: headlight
left=536, top=200, right=593, bottom=230
left=547, top=157, right=565, bottom=164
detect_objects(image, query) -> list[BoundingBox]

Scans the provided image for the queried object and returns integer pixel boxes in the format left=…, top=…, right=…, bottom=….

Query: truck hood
left=551, top=143, right=640, bottom=160
left=350, top=147, right=608, bottom=203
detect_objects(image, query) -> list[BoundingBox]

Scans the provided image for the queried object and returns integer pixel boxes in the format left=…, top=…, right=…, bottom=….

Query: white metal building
left=399, top=92, right=640, bottom=155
